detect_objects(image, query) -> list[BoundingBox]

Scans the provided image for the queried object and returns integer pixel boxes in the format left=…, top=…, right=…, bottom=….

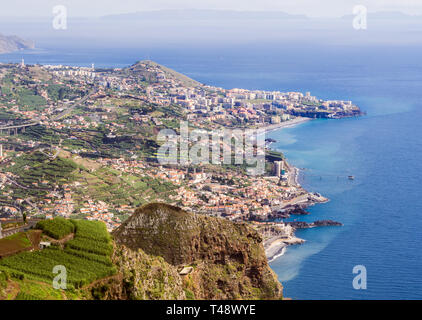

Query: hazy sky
left=2, top=0, right=422, bottom=18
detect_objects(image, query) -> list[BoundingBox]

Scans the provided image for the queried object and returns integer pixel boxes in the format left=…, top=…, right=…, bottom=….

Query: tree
left=202, top=185, right=212, bottom=192
left=58, top=87, right=65, bottom=100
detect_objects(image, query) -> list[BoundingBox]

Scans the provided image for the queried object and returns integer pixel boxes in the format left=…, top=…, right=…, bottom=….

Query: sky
left=1, top=0, right=421, bottom=48
left=1, top=0, right=421, bottom=18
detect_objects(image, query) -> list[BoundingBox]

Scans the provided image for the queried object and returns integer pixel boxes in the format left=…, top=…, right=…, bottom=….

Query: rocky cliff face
left=104, top=245, right=186, bottom=300
left=0, top=34, right=34, bottom=54
left=112, top=203, right=283, bottom=300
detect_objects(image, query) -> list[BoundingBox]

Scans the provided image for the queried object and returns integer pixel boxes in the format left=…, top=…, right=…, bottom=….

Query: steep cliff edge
left=112, top=203, right=283, bottom=300
left=94, top=245, right=186, bottom=300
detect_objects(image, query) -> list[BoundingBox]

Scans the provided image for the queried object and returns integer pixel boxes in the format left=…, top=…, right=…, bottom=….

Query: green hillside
left=0, top=218, right=115, bottom=299
left=127, top=60, right=201, bottom=87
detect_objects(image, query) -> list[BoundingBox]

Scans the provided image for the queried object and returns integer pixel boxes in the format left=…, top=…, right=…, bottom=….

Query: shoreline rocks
left=287, top=220, right=343, bottom=229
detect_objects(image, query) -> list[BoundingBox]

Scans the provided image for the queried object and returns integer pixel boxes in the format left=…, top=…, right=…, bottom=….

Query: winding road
left=0, top=89, right=97, bottom=131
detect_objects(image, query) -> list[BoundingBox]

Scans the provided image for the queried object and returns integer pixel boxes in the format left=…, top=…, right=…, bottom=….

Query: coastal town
left=0, top=60, right=360, bottom=257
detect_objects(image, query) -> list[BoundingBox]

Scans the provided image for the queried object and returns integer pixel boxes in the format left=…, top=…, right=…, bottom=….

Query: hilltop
left=0, top=34, right=34, bottom=54
left=126, top=60, right=200, bottom=87
left=113, top=203, right=283, bottom=300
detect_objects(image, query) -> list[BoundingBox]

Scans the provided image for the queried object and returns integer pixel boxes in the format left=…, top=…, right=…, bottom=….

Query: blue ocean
left=2, top=43, right=422, bottom=299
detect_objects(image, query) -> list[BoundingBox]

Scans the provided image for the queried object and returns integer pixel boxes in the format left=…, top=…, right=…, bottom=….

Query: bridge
left=0, top=221, right=37, bottom=239
left=0, top=219, right=41, bottom=240
left=0, top=121, right=38, bottom=135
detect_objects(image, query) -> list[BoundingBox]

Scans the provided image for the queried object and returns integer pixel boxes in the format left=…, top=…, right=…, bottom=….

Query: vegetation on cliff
left=104, top=245, right=185, bottom=300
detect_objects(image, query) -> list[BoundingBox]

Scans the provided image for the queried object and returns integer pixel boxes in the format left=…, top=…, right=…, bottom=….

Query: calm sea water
left=2, top=44, right=422, bottom=299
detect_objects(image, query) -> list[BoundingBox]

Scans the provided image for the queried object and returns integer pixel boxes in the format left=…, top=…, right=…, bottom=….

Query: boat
left=348, top=175, right=355, bottom=180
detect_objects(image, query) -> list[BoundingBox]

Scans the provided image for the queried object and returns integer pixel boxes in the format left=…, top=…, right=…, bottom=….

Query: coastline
left=266, top=241, right=286, bottom=263
left=265, top=236, right=306, bottom=262
left=263, top=165, right=329, bottom=261
left=261, top=117, right=330, bottom=262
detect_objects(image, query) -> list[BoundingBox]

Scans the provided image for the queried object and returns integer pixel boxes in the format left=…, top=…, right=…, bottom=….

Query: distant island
left=0, top=33, right=34, bottom=54
left=101, top=9, right=309, bottom=21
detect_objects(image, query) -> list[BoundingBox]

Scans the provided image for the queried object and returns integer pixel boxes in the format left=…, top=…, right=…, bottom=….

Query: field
left=0, top=218, right=116, bottom=293
left=0, top=232, right=33, bottom=258
left=72, top=165, right=177, bottom=208
left=0, top=152, right=78, bottom=209
left=36, top=217, right=75, bottom=239
left=0, top=148, right=176, bottom=217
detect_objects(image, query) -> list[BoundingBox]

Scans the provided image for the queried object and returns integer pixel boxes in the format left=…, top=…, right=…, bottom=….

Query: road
left=0, top=89, right=97, bottom=130
left=0, top=220, right=39, bottom=238
left=51, top=88, right=96, bottom=121
left=271, top=194, right=311, bottom=212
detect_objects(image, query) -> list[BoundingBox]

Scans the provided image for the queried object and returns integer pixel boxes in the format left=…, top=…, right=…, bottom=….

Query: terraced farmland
left=0, top=218, right=116, bottom=290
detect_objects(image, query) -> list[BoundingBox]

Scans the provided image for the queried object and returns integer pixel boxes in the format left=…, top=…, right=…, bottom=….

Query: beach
left=265, top=236, right=306, bottom=262
left=265, top=240, right=287, bottom=262
left=259, top=117, right=311, bottom=135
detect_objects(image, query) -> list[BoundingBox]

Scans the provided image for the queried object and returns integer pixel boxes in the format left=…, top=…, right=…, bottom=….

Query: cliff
left=91, top=245, right=186, bottom=300
left=0, top=34, right=34, bottom=54
left=112, top=203, right=283, bottom=300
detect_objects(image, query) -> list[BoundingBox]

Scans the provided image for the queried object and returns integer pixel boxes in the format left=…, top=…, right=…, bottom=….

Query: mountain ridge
left=102, top=9, right=308, bottom=21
